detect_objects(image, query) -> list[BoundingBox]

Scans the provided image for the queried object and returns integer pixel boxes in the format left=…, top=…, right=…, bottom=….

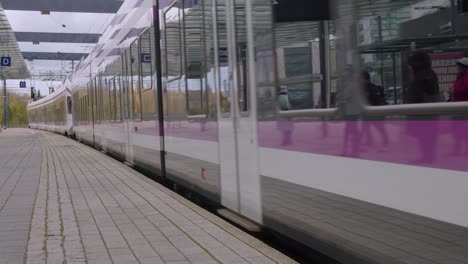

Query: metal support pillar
left=450, top=0, right=456, bottom=34
left=3, top=78, right=6, bottom=128
left=378, top=16, right=385, bottom=87
left=319, top=21, right=330, bottom=108
left=392, top=52, right=397, bottom=105
left=153, top=0, right=166, bottom=178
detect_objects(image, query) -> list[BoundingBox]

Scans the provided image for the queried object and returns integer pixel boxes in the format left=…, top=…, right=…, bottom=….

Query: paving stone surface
left=262, top=176, right=468, bottom=264
left=0, top=129, right=295, bottom=264
left=0, top=129, right=41, bottom=264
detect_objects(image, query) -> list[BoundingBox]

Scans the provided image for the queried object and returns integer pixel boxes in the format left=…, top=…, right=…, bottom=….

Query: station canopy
left=0, top=3, right=29, bottom=79
left=0, top=0, right=123, bottom=92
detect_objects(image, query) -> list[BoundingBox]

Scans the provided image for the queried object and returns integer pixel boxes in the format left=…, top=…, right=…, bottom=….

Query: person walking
left=450, top=57, right=468, bottom=156
left=278, top=87, right=290, bottom=111
left=452, top=57, right=468, bottom=102
left=361, top=71, right=389, bottom=151
left=277, top=86, right=293, bottom=145
left=408, top=51, right=441, bottom=104
left=406, top=51, right=440, bottom=163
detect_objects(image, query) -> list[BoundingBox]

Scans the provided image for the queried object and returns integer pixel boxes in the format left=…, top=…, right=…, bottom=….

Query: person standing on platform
left=408, top=51, right=441, bottom=104
left=450, top=57, right=468, bottom=156
left=452, top=57, right=468, bottom=102
left=406, top=51, right=440, bottom=163
left=361, top=70, right=389, bottom=151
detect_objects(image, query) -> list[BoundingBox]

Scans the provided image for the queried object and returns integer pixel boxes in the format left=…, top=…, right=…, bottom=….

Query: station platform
left=0, top=129, right=295, bottom=264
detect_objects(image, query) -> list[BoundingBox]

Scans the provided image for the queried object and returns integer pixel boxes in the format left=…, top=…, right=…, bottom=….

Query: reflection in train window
left=67, top=96, right=72, bottom=115
left=357, top=1, right=468, bottom=105
left=234, top=0, right=249, bottom=113
left=216, top=0, right=230, bottom=113
left=163, top=2, right=187, bottom=118
left=109, top=78, right=115, bottom=121
left=103, top=78, right=109, bottom=121
left=274, top=10, right=336, bottom=110
left=140, top=29, right=157, bottom=120
left=184, top=0, right=208, bottom=116
left=130, top=40, right=142, bottom=121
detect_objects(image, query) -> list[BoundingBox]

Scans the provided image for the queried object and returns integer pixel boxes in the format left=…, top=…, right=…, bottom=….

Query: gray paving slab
left=0, top=129, right=41, bottom=264
left=0, top=129, right=293, bottom=264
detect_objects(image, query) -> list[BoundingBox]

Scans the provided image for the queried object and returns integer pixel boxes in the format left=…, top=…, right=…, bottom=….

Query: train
left=28, top=0, right=468, bottom=262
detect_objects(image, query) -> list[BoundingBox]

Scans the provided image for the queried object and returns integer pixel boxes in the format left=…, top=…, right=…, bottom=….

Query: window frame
left=128, top=40, right=142, bottom=122
left=139, top=29, right=154, bottom=92
left=183, top=0, right=210, bottom=119
left=274, top=20, right=337, bottom=119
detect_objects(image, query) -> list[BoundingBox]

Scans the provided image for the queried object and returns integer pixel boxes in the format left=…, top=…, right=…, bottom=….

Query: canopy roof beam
left=1, top=0, right=123, bottom=14
left=15, top=32, right=101, bottom=44
left=22, top=52, right=87, bottom=61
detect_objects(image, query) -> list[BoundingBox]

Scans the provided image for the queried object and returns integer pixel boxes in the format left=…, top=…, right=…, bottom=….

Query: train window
left=114, top=75, right=122, bottom=122
left=109, top=78, right=115, bottom=122
left=101, top=76, right=105, bottom=122
left=130, top=40, right=142, bottom=121
left=67, top=96, right=72, bottom=115
left=233, top=0, right=249, bottom=113
left=140, top=29, right=157, bottom=120
left=357, top=1, right=468, bottom=106
left=274, top=0, right=330, bottom=22
left=98, top=77, right=102, bottom=123
left=274, top=17, right=336, bottom=110
left=102, top=77, right=109, bottom=121
left=140, top=30, right=153, bottom=91
left=104, top=56, right=123, bottom=122
left=203, top=0, right=216, bottom=116
left=80, top=96, right=84, bottom=123
left=216, top=0, right=230, bottom=114
left=92, top=77, right=99, bottom=124
left=81, top=97, right=84, bottom=123
left=163, top=2, right=186, bottom=118
left=86, top=83, right=91, bottom=123
left=73, top=94, right=78, bottom=125
left=184, top=0, right=210, bottom=116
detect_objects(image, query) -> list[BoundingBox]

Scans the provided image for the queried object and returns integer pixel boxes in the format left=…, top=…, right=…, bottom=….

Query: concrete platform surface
left=0, top=129, right=296, bottom=264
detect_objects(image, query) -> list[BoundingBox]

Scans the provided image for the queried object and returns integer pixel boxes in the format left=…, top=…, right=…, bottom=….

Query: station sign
left=141, top=53, right=151, bottom=63
left=20, top=81, right=26, bottom=88
left=0, top=35, right=9, bottom=44
left=1, top=56, right=11, bottom=67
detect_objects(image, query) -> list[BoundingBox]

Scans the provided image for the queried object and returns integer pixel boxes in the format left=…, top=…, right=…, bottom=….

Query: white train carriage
left=28, top=0, right=468, bottom=262
left=27, top=85, right=73, bottom=137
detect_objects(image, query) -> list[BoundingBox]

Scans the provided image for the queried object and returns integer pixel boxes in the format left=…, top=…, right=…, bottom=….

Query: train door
left=87, top=81, right=95, bottom=145
left=66, top=96, right=72, bottom=132
left=122, top=51, right=135, bottom=163
left=215, top=0, right=262, bottom=223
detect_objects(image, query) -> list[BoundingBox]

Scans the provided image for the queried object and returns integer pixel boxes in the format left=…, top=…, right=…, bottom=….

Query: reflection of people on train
left=406, top=51, right=440, bottom=163
left=408, top=51, right=441, bottom=104
left=320, top=98, right=329, bottom=138
left=278, top=86, right=290, bottom=111
left=361, top=71, right=389, bottom=151
left=362, top=71, right=385, bottom=106
left=277, top=86, right=293, bottom=146
left=452, top=58, right=468, bottom=102
left=367, top=66, right=383, bottom=87
left=341, top=65, right=361, bottom=157
left=450, top=58, right=468, bottom=156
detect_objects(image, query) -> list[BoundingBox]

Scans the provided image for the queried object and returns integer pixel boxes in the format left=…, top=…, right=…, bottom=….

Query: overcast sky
left=4, top=10, right=115, bottom=95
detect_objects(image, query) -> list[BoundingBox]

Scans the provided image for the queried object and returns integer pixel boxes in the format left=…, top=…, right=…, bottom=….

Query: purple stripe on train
left=130, top=119, right=468, bottom=172
left=136, top=120, right=218, bottom=142
left=258, top=120, right=468, bottom=172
